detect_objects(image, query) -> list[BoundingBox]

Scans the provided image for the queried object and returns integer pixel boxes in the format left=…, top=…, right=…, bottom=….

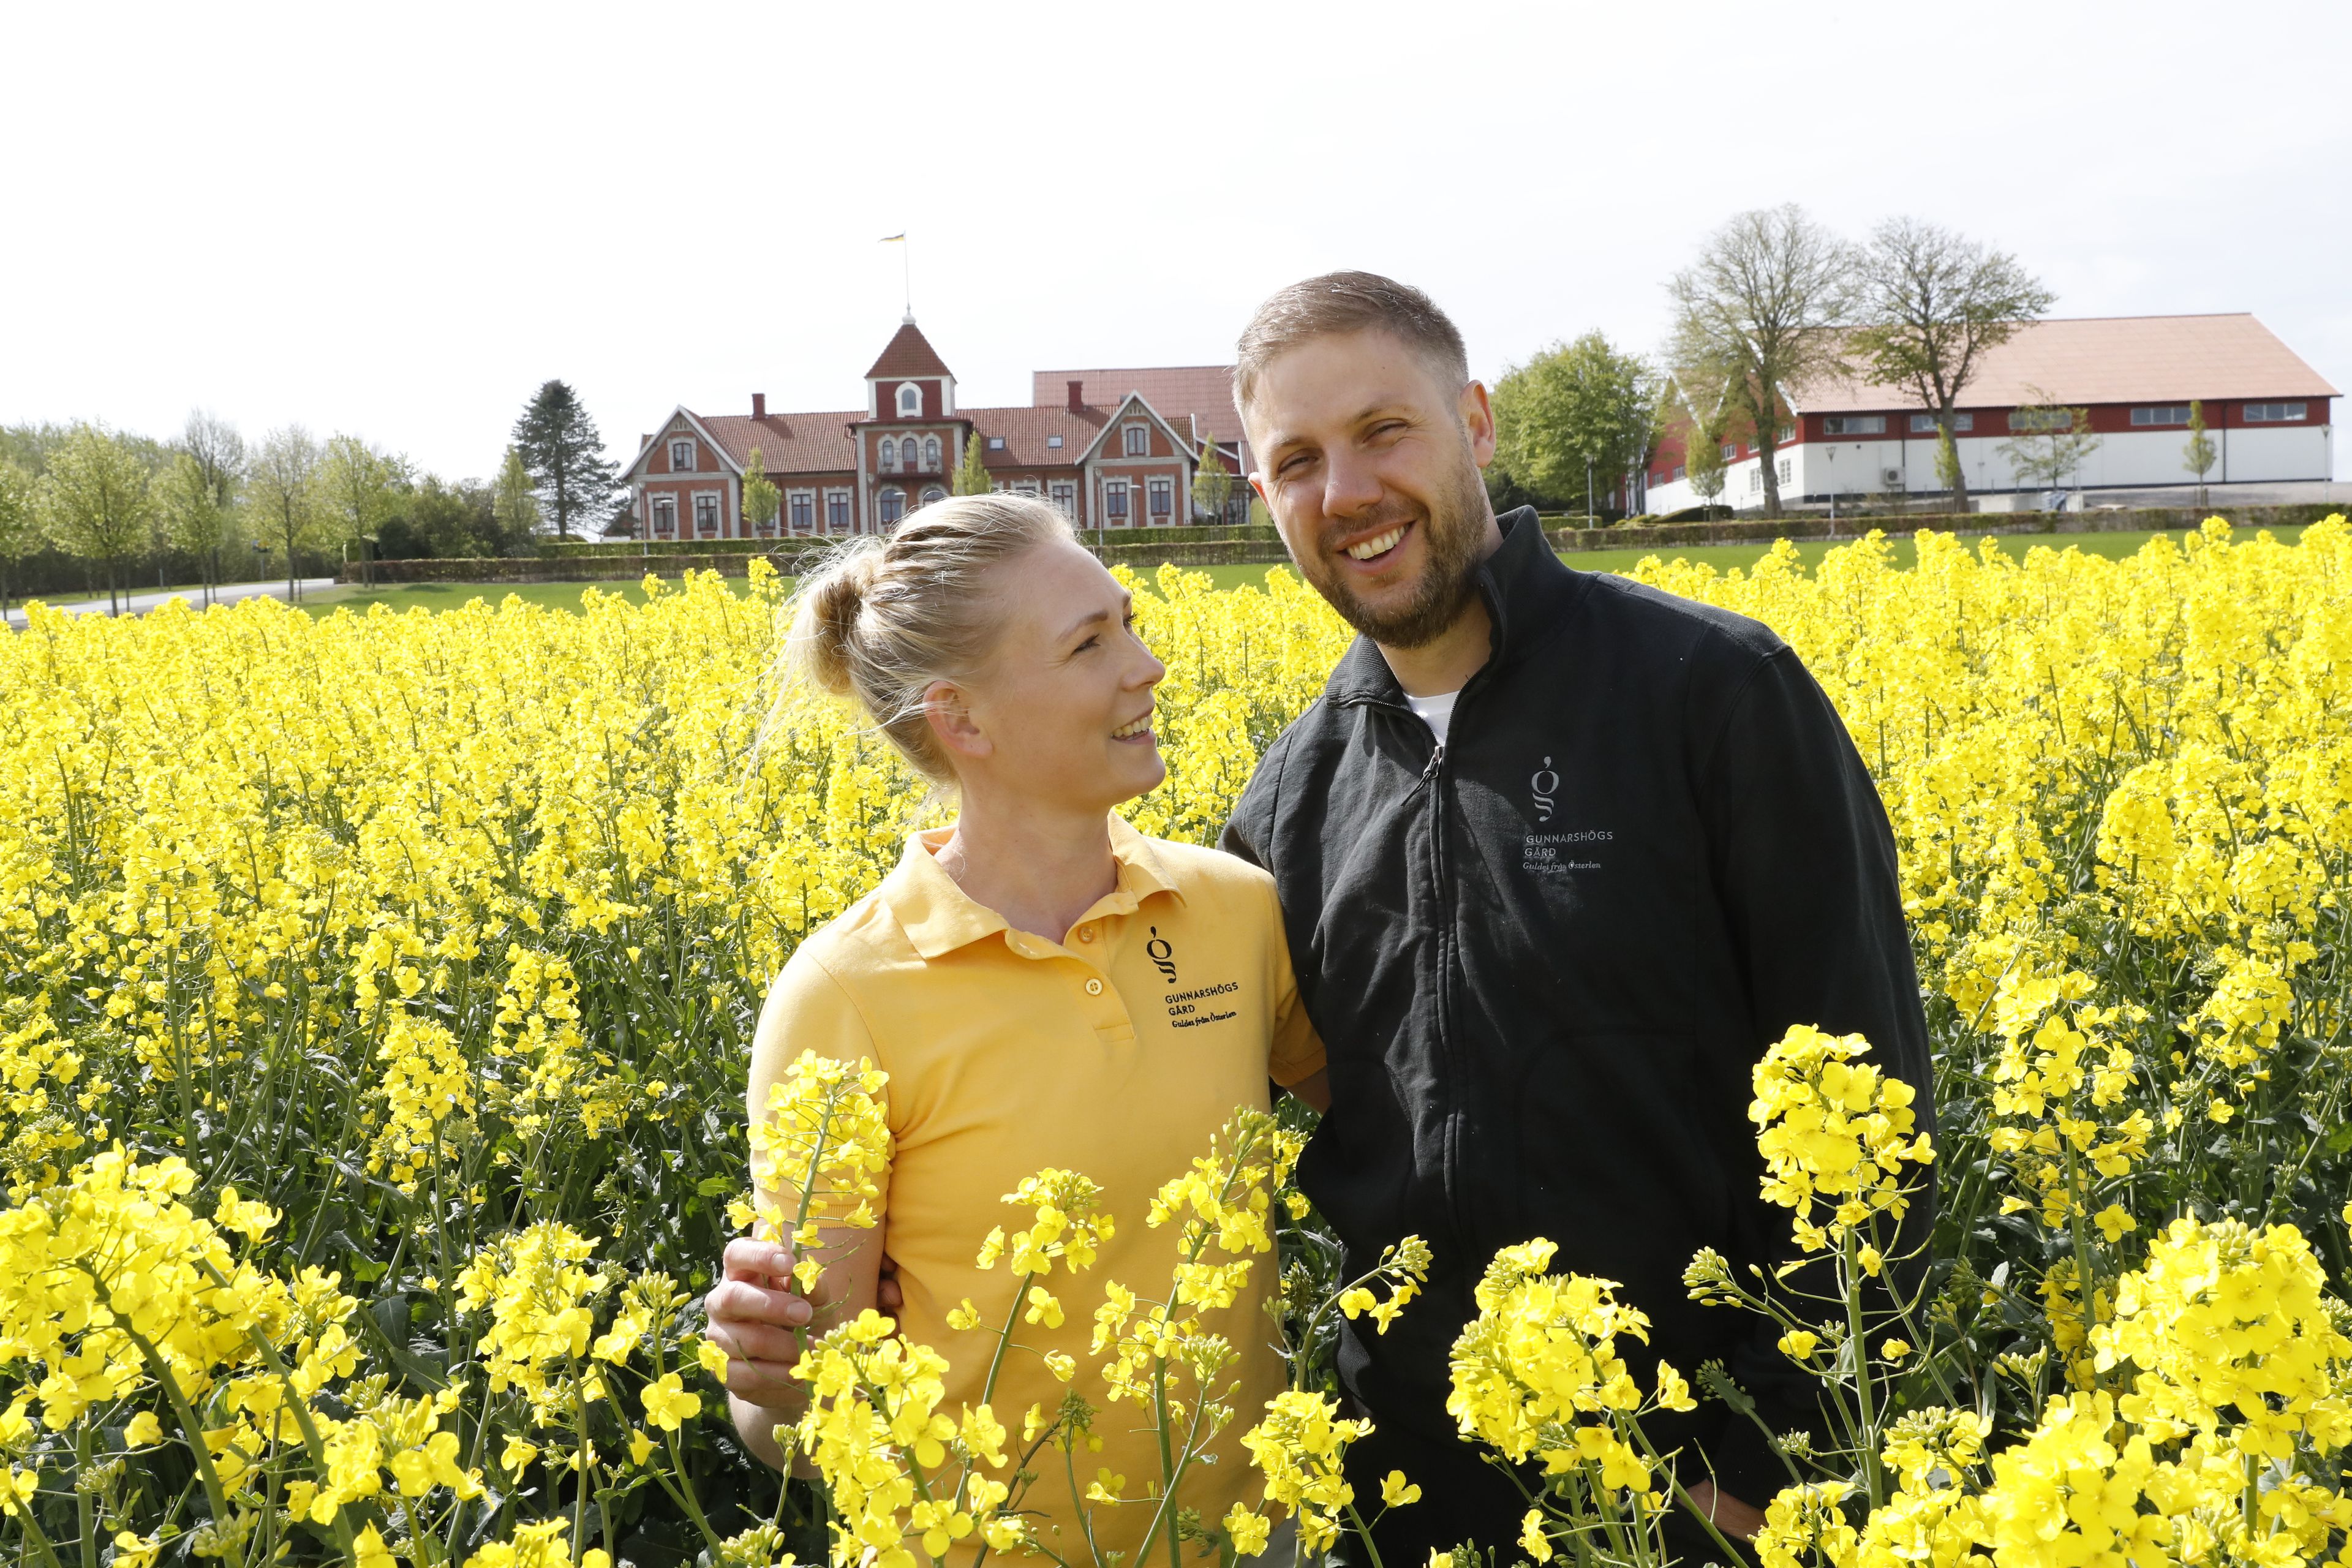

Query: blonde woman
left=702, top=496, right=1327, bottom=1562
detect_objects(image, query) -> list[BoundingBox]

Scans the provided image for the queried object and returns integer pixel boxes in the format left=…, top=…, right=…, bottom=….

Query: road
left=5, top=578, right=338, bottom=631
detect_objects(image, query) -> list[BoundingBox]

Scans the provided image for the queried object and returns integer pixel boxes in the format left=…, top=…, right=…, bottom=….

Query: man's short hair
left=1233, top=271, right=1470, bottom=418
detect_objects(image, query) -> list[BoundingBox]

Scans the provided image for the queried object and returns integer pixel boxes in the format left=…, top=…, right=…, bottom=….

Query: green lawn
left=287, top=524, right=2310, bottom=616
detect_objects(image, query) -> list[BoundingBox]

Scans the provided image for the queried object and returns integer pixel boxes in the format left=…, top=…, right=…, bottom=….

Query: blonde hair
left=773, top=493, right=1076, bottom=784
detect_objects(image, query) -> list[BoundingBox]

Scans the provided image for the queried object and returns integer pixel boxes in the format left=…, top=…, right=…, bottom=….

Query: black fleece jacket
left=1220, top=506, right=1934, bottom=1512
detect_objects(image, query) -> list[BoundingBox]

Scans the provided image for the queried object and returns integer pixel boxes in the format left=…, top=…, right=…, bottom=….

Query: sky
left=5, top=0, right=2349, bottom=481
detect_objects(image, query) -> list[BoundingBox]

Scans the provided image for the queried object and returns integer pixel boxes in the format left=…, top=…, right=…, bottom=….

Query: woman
left=703, top=495, right=1327, bottom=1563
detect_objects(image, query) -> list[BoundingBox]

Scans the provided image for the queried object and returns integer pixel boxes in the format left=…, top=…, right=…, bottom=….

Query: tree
left=37, top=424, right=154, bottom=613
left=1933, top=423, right=1963, bottom=501
left=1849, top=217, right=2054, bottom=512
left=0, top=460, right=38, bottom=615
left=318, top=434, right=410, bottom=585
left=1996, top=395, right=2100, bottom=502
left=511, top=381, right=619, bottom=540
left=182, top=410, right=246, bottom=513
left=1667, top=205, right=1856, bottom=518
left=248, top=424, right=323, bottom=601
left=1192, top=439, right=1232, bottom=525
left=742, top=447, right=780, bottom=538
left=2183, top=400, right=2217, bottom=508
left=156, top=453, right=238, bottom=605
left=1683, top=409, right=1730, bottom=508
left=953, top=432, right=991, bottom=497
left=492, top=447, right=541, bottom=551
left=1490, top=331, right=1660, bottom=519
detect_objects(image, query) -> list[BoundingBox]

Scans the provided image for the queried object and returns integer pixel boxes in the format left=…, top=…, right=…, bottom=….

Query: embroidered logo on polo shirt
left=1147, top=925, right=1178, bottom=983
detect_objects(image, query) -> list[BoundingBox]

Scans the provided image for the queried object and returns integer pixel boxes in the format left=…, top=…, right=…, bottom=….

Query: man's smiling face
left=1241, top=327, right=1500, bottom=649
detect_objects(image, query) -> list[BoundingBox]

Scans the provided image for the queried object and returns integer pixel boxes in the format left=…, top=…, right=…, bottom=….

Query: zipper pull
left=1422, top=741, right=1446, bottom=782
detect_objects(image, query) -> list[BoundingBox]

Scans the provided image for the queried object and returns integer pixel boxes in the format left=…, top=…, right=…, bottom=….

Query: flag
left=879, top=233, right=905, bottom=243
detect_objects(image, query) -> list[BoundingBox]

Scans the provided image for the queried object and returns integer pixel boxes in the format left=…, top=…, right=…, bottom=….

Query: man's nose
left=1321, top=447, right=1384, bottom=518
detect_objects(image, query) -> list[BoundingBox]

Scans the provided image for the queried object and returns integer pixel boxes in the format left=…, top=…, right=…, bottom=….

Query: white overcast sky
left=5, top=0, right=2348, bottom=480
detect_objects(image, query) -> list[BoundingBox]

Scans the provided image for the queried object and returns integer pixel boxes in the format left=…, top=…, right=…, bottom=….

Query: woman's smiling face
left=929, top=536, right=1167, bottom=815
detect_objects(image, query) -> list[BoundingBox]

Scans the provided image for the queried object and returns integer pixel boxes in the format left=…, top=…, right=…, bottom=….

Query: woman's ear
left=923, top=679, right=992, bottom=762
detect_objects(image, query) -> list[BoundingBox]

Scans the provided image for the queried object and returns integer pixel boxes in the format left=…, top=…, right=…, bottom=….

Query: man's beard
left=1297, top=448, right=1492, bottom=650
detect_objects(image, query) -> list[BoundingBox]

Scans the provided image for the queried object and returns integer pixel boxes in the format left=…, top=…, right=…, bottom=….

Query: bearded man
left=1219, top=273, right=1935, bottom=1562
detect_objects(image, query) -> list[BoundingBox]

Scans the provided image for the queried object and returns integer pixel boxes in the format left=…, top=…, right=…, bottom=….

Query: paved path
left=6, top=578, right=337, bottom=631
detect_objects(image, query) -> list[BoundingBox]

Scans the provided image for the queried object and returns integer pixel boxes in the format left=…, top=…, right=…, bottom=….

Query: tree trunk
left=1944, top=410, right=1970, bottom=513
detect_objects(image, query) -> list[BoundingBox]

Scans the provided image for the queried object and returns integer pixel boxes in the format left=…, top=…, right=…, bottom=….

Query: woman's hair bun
left=791, top=541, right=881, bottom=698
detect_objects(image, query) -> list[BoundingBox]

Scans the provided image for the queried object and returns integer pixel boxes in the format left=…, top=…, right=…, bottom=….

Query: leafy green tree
left=742, top=447, right=781, bottom=537
left=1683, top=412, right=1730, bottom=508
left=1192, top=439, right=1232, bottom=525
left=248, top=424, right=323, bottom=601
left=1491, top=331, right=1659, bottom=518
left=37, top=423, right=154, bottom=613
left=1668, top=205, right=1856, bottom=518
left=492, top=447, right=541, bottom=549
left=0, top=459, right=39, bottom=614
left=952, top=432, right=991, bottom=497
left=2183, top=401, right=2218, bottom=508
left=156, top=453, right=238, bottom=605
left=1849, top=217, right=2053, bottom=513
left=319, top=434, right=412, bottom=582
left=511, top=381, right=618, bottom=540
left=1996, top=396, right=2100, bottom=500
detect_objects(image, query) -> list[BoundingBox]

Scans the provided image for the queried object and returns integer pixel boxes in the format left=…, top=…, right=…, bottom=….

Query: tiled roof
left=1793, top=314, right=2339, bottom=413
left=1031, top=366, right=1241, bottom=447
left=960, top=404, right=1110, bottom=469
left=866, top=320, right=954, bottom=380
left=696, top=412, right=861, bottom=476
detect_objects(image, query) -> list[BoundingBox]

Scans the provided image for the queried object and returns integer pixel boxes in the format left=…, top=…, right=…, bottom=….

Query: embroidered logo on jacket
left=1531, top=756, right=1559, bottom=823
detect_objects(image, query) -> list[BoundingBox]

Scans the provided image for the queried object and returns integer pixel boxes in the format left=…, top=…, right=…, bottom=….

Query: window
left=987, top=435, right=1006, bottom=451
left=1104, top=480, right=1130, bottom=521
left=755, top=510, right=777, bottom=538
left=1777, top=458, right=1792, bottom=484
left=897, top=383, right=922, bottom=417
left=1147, top=477, right=1173, bottom=518
left=1046, top=435, right=1063, bottom=448
left=924, top=436, right=941, bottom=469
left=1778, top=425, right=1794, bottom=443
left=652, top=496, right=677, bottom=538
left=919, top=486, right=946, bottom=506
left=694, top=494, right=719, bottom=537
left=878, top=487, right=905, bottom=526
left=1718, top=442, right=1736, bottom=462
left=1910, top=413, right=1973, bottom=433
left=788, top=492, right=814, bottom=532
left=1747, top=469, right=1761, bottom=494
left=2007, top=408, right=2075, bottom=432
left=671, top=439, right=694, bottom=471
left=826, top=490, right=850, bottom=532
left=879, top=437, right=898, bottom=472
left=1822, top=415, right=1885, bottom=435
left=1672, top=464, right=1686, bottom=481
left=1123, top=424, right=1148, bottom=456
left=1049, top=481, right=1076, bottom=518
left=2245, top=402, right=2307, bottom=423
left=2132, top=406, right=2192, bottom=426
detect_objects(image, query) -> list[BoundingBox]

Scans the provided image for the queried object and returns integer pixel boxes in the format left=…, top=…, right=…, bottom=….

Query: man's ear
left=923, top=680, right=991, bottom=762
left=1460, top=380, right=1498, bottom=470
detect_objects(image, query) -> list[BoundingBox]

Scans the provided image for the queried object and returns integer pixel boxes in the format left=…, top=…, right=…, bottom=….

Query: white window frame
left=652, top=495, right=677, bottom=538
left=671, top=439, right=695, bottom=472
left=1046, top=435, right=1064, bottom=448
left=2244, top=402, right=2307, bottom=423
left=1147, top=477, right=1174, bottom=520
left=1122, top=423, right=1148, bottom=456
left=1719, top=443, right=1736, bottom=462
left=824, top=489, right=851, bottom=532
left=787, top=489, right=815, bottom=533
left=2131, top=405, right=2193, bottom=426
left=987, top=435, right=1006, bottom=451
left=1822, top=415, right=1886, bottom=435
left=1104, top=478, right=1131, bottom=522
left=693, top=492, right=721, bottom=537
left=1049, top=481, right=1076, bottom=518
left=1777, top=458, right=1792, bottom=484
left=879, top=437, right=899, bottom=473
left=1909, top=413, right=1975, bottom=433
left=878, top=486, right=907, bottom=527
left=924, top=436, right=941, bottom=470
left=897, top=382, right=923, bottom=417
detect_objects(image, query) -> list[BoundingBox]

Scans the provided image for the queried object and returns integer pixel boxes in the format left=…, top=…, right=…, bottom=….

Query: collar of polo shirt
left=882, top=813, right=1188, bottom=960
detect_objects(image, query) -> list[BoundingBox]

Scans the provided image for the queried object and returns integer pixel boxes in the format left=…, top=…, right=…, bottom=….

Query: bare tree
left=1997, top=393, right=2100, bottom=502
left=248, top=425, right=323, bottom=603
left=1849, top=218, right=2054, bottom=511
left=1667, top=205, right=1855, bottom=518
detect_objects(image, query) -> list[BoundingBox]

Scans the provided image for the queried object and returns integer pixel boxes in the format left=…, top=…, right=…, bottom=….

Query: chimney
left=752, top=392, right=767, bottom=420
left=1067, top=379, right=1084, bottom=413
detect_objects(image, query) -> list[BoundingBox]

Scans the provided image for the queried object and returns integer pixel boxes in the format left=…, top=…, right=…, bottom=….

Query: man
left=1218, top=272, right=1933, bottom=1562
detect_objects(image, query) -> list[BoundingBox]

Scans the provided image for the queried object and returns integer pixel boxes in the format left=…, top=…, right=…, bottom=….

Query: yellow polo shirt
left=748, top=814, right=1324, bottom=1562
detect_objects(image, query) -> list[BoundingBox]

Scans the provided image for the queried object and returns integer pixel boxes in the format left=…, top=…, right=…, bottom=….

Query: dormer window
left=987, top=436, right=1006, bottom=451
left=897, top=382, right=922, bottom=417
left=671, top=439, right=693, bottom=471
left=1123, top=424, right=1148, bottom=456
left=1047, top=435, right=1063, bottom=448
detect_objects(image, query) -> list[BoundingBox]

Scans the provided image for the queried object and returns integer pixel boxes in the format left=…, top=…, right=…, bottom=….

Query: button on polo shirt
left=748, top=814, right=1324, bottom=1564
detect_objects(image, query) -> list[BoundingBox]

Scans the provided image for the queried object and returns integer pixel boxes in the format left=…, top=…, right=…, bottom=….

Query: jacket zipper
left=1423, top=734, right=1468, bottom=1245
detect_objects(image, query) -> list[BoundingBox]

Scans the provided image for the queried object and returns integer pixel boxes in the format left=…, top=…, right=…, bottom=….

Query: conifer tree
left=2182, top=401, right=2218, bottom=508
left=1191, top=439, right=1232, bottom=525
left=952, top=432, right=992, bottom=496
left=511, top=380, right=619, bottom=540
left=742, top=447, right=780, bottom=537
